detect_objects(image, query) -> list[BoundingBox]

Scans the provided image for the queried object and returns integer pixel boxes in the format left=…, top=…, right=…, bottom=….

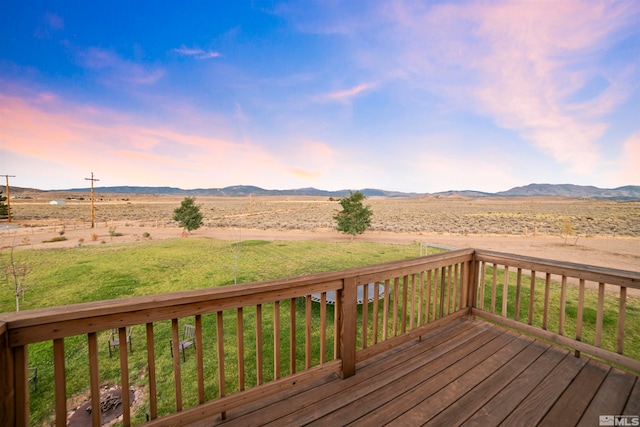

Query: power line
left=0, top=175, right=16, bottom=223
left=84, top=172, right=100, bottom=228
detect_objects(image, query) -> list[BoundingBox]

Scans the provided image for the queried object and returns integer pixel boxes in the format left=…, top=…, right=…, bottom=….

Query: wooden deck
left=200, top=318, right=640, bottom=427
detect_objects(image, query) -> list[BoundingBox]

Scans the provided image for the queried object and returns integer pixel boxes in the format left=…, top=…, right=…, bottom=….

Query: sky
left=1, top=1, right=639, bottom=193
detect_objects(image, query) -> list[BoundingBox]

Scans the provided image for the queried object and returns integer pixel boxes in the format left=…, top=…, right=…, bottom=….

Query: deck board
left=200, top=318, right=638, bottom=427
left=539, top=359, right=610, bottom=426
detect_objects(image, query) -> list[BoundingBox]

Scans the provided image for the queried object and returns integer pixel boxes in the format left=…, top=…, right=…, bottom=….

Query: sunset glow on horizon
left=1, top=1, right=638, bottom=192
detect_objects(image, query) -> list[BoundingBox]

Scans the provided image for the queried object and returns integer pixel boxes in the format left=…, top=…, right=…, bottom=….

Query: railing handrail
left=474, top=249, right=640, bottom=289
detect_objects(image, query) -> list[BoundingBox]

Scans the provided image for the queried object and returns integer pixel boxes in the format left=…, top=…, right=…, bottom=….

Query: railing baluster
left=146, top=322, right=158, bottom=419
left=418, top=272, right=424, bottom=326
left=170, top=319, right=182, bottom=411
left=575, top=279, right=585, bottom=357
left=53, top=338, right=67, bottom=426
left=320, top=293, right=327, bottom=363
left=514, top=268, right=522, bottom=321
left=335, top=290, right=341, bottom=359
left=543, top=273, right=551, bottom=330
left=502, top=266, right=509, bottom=317
left=453, top=263, right=459, bottom=311
left=528, top=271, right=536, bottom=325
left=440, top=267, right=447, bottom=318
left=216, top=311, right=226, bottom=420
left=195, top=315, right=205, bottom=402
left=559, top=276, right=567, bottom=336
left=491, top=263, right=498, bottom=313
left=362, top=284, right=369, bottom=348
left=409, top=274, right=416, bottom=330
left=392, top=277, right=399, bottom=336
left=274, top=301, right=281, bottom=379
left=425, top=270, right=432, bottom=323
left=618, top=286, right=627, bottom=355
left=595, top=283, right=605, bottom=347
left=236, top=308, right=245, bottom=391
left=118, top=327, right=131, bottom=426
left=478, top=261, right=486, bottom=310
left=88, top=332, right=101, bottom=427
left=401, top=275, right=409, bottom=333
left=434, top=268, right=440, bottom=320
left=446, top=265, right=452, bottom=314
left=305, top=295, right=312, bottom=368
left=372, top=284, right=380, bottom=344
left=290, top=298, right=296, bottom=375
left=382, top=279, right=390, bottom=341
left=256, top=304, right=263, bottom=385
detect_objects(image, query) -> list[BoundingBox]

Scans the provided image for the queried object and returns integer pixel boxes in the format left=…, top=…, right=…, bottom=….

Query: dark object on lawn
left=67, top=387, right=135, bottom=427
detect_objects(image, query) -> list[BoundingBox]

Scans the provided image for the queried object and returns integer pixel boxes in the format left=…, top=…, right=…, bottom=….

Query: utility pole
left=85, top=172, right=99, bottom=228
left=1, top=174, right=15, bottom=223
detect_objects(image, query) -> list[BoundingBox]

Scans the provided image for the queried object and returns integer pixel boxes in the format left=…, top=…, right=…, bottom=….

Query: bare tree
left=2, top=243, right=33, bottom=311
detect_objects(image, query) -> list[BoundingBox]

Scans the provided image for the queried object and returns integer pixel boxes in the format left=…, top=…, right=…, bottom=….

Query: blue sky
left=1, top=1, right=638, bottom=192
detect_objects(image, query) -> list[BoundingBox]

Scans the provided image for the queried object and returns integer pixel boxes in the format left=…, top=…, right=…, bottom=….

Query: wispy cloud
left=75, top=47, right=164, bottom=85
left=173, top=46, right=221, bottom=60
left=315, top=83, right=375, bottom=103
left=34, top=11, right=64, bottom=38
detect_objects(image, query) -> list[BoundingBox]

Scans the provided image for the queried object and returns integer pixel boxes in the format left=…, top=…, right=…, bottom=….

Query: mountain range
left=37, top=183, right=640, bottom=200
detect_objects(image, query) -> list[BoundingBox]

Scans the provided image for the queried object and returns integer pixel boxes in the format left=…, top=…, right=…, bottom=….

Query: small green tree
left=173, top=197, right=203, bottom=235
left=334, top=190, right=373, bottom=237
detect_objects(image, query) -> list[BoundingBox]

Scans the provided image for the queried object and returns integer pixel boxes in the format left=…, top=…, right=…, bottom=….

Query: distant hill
left=494, top=184, right=640, bottom=199
left=58, top=185, right=416, bottom=198
left=35, top=183, right=640, bottom=200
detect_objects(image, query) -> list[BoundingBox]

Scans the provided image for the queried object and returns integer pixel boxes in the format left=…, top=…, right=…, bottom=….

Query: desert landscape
left=2, top=191, right=639, bottom=272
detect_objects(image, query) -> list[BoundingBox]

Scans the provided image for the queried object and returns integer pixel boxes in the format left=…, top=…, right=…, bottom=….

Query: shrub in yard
left=42, top=236, right=67, bottom=243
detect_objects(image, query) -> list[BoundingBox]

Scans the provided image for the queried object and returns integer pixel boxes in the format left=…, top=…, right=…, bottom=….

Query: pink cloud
left=377, top=0, right=638, bottom=176
left=0, top=90, right=347, bottom=189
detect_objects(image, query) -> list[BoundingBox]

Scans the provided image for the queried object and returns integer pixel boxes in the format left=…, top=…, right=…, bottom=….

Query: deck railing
left=1, top=248, right=638, bottom=426
left=471, top=249, right=640, bottom=373
left=0, top=249, right=475, bottom=426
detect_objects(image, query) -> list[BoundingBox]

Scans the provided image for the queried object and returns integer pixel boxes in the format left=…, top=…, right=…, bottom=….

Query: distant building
left=49, top=200, right=67, bottom=205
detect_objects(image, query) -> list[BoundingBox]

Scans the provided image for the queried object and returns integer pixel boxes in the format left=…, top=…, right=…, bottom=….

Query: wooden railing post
left=466, top=252, right=479, bottom=317
left=339, top=277, right=357, bottom=378
left=14, top=345, right=29, bottom=426
left=0, top=322, right=16, bottom=426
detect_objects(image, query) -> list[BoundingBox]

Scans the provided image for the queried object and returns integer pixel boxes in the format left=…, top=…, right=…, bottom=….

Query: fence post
left=0, top=322, right=16, bottom=426
left=339, top=277, right=357, bottom=378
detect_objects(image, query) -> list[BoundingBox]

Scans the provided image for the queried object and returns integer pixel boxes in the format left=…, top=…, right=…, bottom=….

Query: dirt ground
left=2, top=222, right=638, bottom=273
